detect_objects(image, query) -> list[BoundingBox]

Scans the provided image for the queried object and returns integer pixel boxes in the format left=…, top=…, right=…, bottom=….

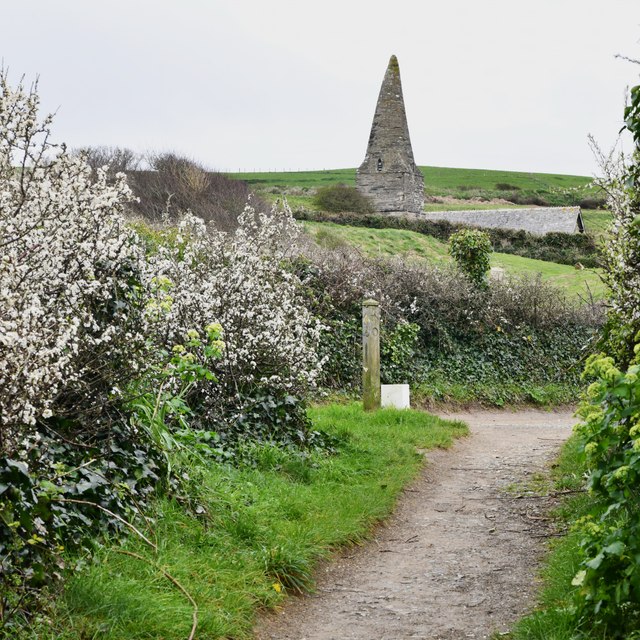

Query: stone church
left=356, top=55, right=424, bottom=213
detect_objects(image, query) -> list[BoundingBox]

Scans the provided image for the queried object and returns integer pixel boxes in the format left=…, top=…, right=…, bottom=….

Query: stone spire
left=356, top=55, right=424, bottom=213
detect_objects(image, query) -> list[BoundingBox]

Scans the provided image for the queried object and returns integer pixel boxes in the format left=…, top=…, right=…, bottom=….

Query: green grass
left=36, top=404, right=467, bottom=640
left=581, top=209, right=612, bottom=240
left=231, top=168, right=357, bottom=189
left=414, top=379, right=580, bottom=408
left=235, top=166, right=597, bottom=212
left=490, top=253, right=604, bottom=299
left=302, top=221, right=605, bottom=299
left=230, top=166, right=592, bottom=192
left=508, top=435, right=607, bottom=640
left=237, top=166, right=602, bottom=221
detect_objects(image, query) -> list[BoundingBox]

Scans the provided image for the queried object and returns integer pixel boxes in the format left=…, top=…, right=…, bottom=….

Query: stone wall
left=357, top=170, right=424, bottom=213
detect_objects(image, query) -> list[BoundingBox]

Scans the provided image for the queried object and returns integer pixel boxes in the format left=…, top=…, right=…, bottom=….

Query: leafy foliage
left=448, top=228, right=493, bottom=287
left=0, top=427, right=165, bottom=631
left=572, top=351, right=640, bottom=636
left=380, top=321, right=420, bottom=384
left=567, top=73, right=640, bottom=637
left=312, top=183, right=374, bottom=214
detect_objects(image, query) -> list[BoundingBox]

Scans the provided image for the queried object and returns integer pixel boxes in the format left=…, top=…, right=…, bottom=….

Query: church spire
left=356, top=55, right=424, bottom=213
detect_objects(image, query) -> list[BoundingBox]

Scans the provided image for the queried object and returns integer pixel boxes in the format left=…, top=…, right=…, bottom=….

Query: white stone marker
left=381, top=384, right=411, bottom=409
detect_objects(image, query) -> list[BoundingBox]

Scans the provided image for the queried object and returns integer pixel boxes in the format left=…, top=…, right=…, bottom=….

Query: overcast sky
left=3, top=1, right=640, bottom=176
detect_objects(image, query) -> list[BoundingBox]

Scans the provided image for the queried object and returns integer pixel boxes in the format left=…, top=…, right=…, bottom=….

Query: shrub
left=569, top=76, right=640, bottom=637
left=75, top=145, right=141, bottom=177
left=77, top=147, right=268, bottom=232
left=143, top=205, right=324, bottom=442
left=449, top=229, right=493, bottom=287
left=495, top=182, right=521, bottom=191
left=313, top=183, right=374, bottom=214
left=573, top=351, right=640, bottom=635
left=593, top=88, right=640, bottom=367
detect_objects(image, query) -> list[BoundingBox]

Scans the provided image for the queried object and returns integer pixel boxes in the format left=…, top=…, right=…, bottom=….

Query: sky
left=3, top=0, right=640, bottom=176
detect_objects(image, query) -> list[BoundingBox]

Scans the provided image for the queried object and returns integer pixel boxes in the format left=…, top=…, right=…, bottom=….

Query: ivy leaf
left=604, top=541, right=626, bottom=556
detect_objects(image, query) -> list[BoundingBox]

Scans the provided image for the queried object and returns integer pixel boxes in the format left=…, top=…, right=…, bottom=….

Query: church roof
left=421, top=206, right=585, bottom=235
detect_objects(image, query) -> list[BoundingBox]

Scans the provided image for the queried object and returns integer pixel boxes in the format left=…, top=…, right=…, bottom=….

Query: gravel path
left=254, top=408, right=576, bottom=640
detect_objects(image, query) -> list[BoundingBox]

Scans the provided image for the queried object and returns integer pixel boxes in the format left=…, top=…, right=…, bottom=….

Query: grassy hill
left=230, top=166, right=592, bottom=191
left=229, top=164, right=606, bottom=218
left=302, top=221, right=605, bottom=299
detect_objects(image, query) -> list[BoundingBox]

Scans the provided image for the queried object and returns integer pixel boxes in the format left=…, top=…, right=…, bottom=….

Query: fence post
left=362, top=299, right=381, bottom=411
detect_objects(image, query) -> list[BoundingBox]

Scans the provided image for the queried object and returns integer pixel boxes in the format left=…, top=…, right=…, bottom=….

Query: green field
left=231, top=165, right=602, bottom=217
left=302, top=221, right=605, bottom=299
left=230, top=166, right=592, bottom=192
left=581, top=208, right=613, bottom=239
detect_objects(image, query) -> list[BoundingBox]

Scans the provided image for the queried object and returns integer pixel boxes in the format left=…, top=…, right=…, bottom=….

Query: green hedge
left=295, top=210, right=599, bottom=267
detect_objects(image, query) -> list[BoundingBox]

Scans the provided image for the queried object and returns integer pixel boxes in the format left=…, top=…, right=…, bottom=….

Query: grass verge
left=30, top=403, right=467, bottom=640
left=508, top=435, right=606, bottom=640
left=414, top=378, right=580, bottom=409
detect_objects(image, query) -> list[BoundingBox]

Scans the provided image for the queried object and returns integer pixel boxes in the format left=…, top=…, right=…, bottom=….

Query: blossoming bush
left=0, top=70, right=325, bottom=628
left=0, top=71, right=150, bottom=449
left=593, top=83, right=640, bottom=367
left=141, top=205, right=324, bottom=444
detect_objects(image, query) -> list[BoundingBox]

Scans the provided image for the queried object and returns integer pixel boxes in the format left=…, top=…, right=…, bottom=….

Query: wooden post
left=362, top=299, right=381, bottom=411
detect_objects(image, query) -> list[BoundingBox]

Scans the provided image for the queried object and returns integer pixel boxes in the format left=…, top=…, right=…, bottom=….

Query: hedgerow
left=294, top=209, right=599, bottom=267
left=295, top=243, right=602, bottom=400
left=569, top=77, right=640, bottom=637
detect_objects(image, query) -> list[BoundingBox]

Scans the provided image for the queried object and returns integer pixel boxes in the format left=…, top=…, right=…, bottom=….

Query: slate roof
left=421, top=206, right=585, bottom=235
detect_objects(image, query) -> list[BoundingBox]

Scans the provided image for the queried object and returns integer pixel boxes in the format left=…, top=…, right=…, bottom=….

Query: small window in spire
left=377, top=158, right=383, bottom=172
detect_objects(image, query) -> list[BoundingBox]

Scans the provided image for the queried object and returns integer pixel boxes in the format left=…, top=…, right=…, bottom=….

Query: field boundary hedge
left=294, top=209, right=599, bottom=267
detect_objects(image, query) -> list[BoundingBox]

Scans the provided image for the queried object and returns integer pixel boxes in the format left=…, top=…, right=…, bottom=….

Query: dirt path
left=255, top=409, right=576, bottom=640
